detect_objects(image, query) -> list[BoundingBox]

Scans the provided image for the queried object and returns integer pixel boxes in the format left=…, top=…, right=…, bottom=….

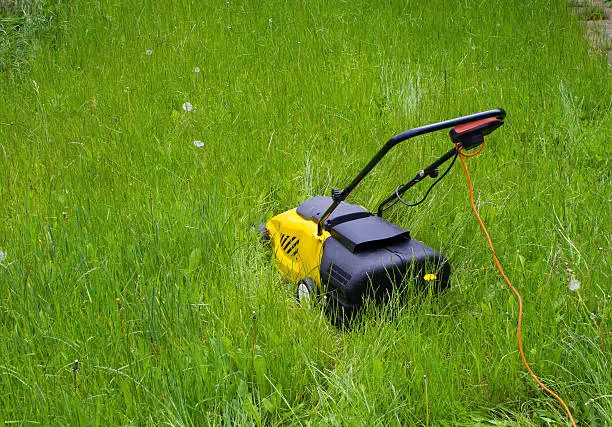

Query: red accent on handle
left=453, top=117, right=500, bottom=135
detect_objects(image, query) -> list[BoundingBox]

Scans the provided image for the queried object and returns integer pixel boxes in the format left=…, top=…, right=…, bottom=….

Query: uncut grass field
left=1, top=0, right=610, bottom=425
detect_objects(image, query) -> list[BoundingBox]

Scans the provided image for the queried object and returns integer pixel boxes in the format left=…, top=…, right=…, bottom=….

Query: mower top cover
left=296, top=197, right=410, bottom=253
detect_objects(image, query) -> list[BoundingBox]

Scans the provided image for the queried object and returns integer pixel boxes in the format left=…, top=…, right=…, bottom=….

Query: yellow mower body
left=265, top=208, right=330, bottom=286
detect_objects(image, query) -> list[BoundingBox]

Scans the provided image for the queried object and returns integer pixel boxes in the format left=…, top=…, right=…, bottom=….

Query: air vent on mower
left=280, top=233, right=300, bottom=257
left=329, top=264, right=352, bottom=286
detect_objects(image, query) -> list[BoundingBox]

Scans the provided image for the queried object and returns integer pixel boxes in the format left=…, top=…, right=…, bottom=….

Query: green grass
left=573, top=5, right=608, bottom=21
left=0, top=0, right=610, bottom=424
left=0, top=0, right=66, bottom=76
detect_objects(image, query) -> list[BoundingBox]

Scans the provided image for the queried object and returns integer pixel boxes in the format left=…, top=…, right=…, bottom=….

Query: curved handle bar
left=316, top=108, right=506, bottom=235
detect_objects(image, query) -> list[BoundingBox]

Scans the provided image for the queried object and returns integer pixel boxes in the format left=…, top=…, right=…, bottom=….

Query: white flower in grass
left=269, top=18, right=273, bottom=23
left=194, top=66, right=200, bottom=73
left=182, top=102, right=193, bottom=112
left=193, top=140, right=204, bottom=148
left=146, top=49, right=153, bottom=56
left=0, top=250, right=6, bottom=263
left=568, top=278, right=580, bottom=291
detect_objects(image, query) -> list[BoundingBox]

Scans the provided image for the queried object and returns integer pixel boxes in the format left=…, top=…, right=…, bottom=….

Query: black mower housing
left=297, top=197, right=450, bottom=322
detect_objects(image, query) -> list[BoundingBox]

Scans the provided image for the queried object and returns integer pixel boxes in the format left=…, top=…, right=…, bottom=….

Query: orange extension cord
left=456, top=142, right=577, bottom=427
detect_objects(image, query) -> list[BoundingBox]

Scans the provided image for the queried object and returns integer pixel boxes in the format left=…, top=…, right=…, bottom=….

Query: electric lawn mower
left=261, top=109, right=506, bottom=324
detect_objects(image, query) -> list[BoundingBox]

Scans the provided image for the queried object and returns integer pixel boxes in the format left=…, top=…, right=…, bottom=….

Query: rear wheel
left=296, top=278, right=318, bottom=308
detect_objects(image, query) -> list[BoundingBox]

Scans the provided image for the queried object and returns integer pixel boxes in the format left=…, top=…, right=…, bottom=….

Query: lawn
left=0, top=0, right=610, bottom=425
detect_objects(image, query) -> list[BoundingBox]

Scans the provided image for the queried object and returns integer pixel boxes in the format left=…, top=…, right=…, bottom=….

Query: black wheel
left=296, top=278, right=318, bottom=308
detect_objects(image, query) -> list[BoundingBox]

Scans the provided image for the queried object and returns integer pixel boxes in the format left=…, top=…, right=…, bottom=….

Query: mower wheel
left=296, top=278, right=318, bottom=308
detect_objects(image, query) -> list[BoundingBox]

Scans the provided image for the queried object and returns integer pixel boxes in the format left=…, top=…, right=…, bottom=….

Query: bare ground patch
left=570, top=0, right=612, bottom=66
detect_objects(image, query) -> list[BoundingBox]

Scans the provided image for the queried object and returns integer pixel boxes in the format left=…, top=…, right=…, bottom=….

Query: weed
left=576, top=5, right=608, bottom=21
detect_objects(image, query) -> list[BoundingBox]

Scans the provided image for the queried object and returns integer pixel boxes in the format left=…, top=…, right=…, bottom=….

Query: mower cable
left=381, top=151, right=460, bottom=214
left=456, top=142, right=577, bottom=427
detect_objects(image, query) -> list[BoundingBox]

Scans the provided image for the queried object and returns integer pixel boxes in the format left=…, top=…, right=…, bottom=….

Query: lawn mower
left=261, top=109, right=506, bottom=324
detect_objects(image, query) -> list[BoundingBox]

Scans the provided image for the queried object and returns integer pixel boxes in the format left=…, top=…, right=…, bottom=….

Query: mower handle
left=317, top=108, right=506, bottom=235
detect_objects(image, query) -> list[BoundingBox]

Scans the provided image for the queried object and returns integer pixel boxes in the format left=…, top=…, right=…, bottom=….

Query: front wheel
left=296, top=278, right=318, bottom=308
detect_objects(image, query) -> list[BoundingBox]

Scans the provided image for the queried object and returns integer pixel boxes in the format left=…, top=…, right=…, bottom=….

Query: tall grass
left=0, top=0, right=66, bottom=76
left=0, top=0, right=610, bottom=424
